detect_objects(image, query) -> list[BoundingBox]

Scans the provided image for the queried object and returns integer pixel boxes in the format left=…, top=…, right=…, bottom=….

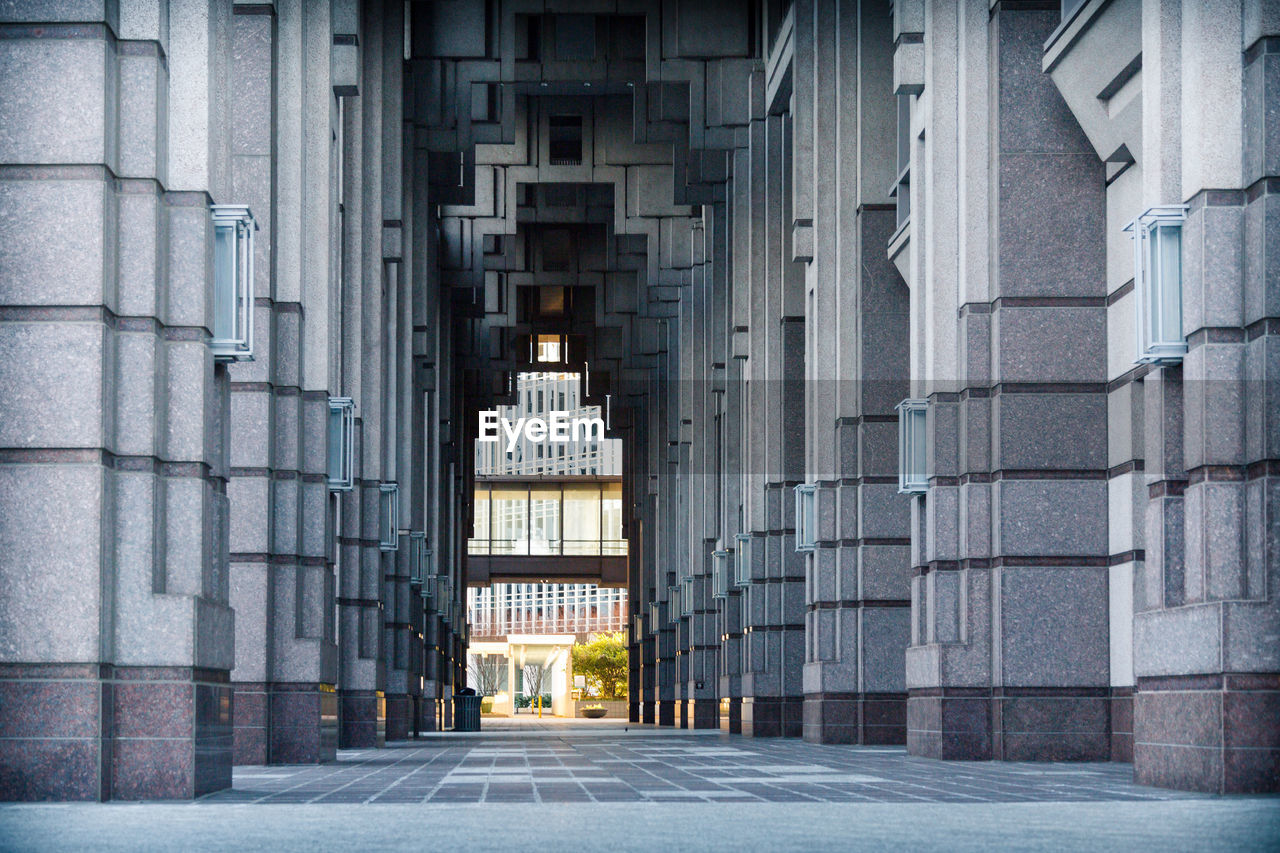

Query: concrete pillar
left=905, top=0, right=1111, bottom=762
left=1130, top=1, right=1280, bottom=793
left=0, top=1, right=235, bottom=799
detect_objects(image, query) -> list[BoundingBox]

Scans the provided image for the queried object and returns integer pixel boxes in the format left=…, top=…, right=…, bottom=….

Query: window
left=649, top=600, right=660, bottom=626
left=549, top=115, right=583, bottom=165
left=668, top=585, right=681, bottom=623
left=794, top=484, right=816, bottom=552
left=327, top=397, right=355, bottom=491
left=712, top=549, right=730, bottom=599
left=734, top=533, right=752, bottom=587
left=682, top=576, right=694, bottom=617
left=380, top=482, right=400, bottom=551
left=535, top=333, right=564, bottom=363
left=410, top=532, right=427, bottom=583
left=896, top=399, right=928, bottom=494
left=1125, top=205, right=1188, bottom=364
left=210, top=204, right=256, bottom=361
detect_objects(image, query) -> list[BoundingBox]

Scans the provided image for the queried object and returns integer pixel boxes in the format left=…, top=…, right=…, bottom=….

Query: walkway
left=1, top=727, right=1276, bottom=851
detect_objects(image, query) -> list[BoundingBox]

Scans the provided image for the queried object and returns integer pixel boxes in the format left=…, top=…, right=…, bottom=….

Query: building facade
left=0, top=0, right=1275, bottom=801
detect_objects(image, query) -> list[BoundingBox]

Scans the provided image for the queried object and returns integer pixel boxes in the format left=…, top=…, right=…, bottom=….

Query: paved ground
left=1, top=724, right=1277, bottom=851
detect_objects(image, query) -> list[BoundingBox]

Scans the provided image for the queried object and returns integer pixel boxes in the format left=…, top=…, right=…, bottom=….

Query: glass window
left=529, top=484, right=561, bottom=555
left=491, top=485, right=529, bottom=555
left=1127, top=206, right=1188, bottom=364
left=563, top=483, right=601, bottom=555
left=470, top=484, right=491, bottom=554
left=327, top=397, right=355, bottom=491
left=210, top=204, right=255, bottom=361
left=896, top=399, right=928, bottom=494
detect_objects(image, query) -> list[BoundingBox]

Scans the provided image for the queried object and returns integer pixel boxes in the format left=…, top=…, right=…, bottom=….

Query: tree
left=468, top=654, right=503, bottom=696
left=571, top=632, right=628, bottom=700
left=522, top=663, right=548, bottom=700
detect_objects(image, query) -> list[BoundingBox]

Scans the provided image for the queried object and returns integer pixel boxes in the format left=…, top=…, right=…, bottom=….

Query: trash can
left=453, top=690, right=481, bottom=732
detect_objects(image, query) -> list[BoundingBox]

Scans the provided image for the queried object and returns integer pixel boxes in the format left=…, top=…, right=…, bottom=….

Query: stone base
left=269, top=684, right=337, bottom=764
left=385, top=693, right=411, bottom=741
left=907, top=688, right=1109, bottom=761
left=803, top=692, right=905, bottom=745
left=687, top=698, right=719, bottom=729
left=417, top=698, right=439, bottom=732
left=1110, top=687, right=1133, bottom=763
left=1135, top=674, right=1280, bottom=793
left=656, top=700, right=676, bottom=726
left=0, top=664, right=232, bottom=801
left=641, top=700, right=655, bottom=725
left=743, top=696, right=803, bottom=738
left=233, top=682, right=268, bottom=765
left=338, top=690, right=386, bottom=749
left=720, top=697, right=742, bottom=733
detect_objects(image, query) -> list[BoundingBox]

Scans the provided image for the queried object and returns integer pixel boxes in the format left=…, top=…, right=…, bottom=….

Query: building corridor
left=1, top=0, right=1278, bottom=819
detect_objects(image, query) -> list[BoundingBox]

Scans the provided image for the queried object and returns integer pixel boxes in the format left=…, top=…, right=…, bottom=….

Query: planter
left=582, top=707, right=607, bottom=719
left=480, top=697, right=494, bottom=714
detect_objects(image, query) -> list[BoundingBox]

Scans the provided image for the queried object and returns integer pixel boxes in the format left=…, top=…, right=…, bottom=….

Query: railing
left=467, top=538, right=629, bottom=557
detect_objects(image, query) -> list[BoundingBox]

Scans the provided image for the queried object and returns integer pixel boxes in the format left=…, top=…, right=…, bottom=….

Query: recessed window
left=538, top=285, right=566, bottom=316
left=649, top=600, right=660, bottom=626
left=712, top=549, right=730, bottom=599
left=327, top=397, right=355, bottom=492
left=380, top=482, right=400, bottom=551
left=896, top=399, right=929, bottom=494
left=682, top=576, right=694, bottom=617
left=534, top=333, right=564, bottom=363
left=1125, top=205, right=1188, bottom=365
left=734, top=533, right=752, bottom=587
left=210, top=204, right=256, bottom=362
left=794, top=484, right=816, bottom=552
left=549, top=115, right=583, bottom=165
left=668, top=585, right=681, bottom=623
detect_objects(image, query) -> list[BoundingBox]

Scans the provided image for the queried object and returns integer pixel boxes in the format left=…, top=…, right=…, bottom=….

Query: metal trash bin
left=453, top=693, right=482, bottom=732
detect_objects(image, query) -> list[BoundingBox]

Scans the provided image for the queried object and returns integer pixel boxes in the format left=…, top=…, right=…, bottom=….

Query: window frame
left=327, top=397, right=356, bottom=491
left=209, top=204, right=256, bottom=362
left=896, top=398, right=929, bottom=494
left=1125, top=205, right=1189, bottom=365
left=733, top=533, right=752, bottom=587
left=794, top=484, right=816, bottom=552
left=379, top=482, right=400, bottom=551
left=712, top=549, right=730, bottom=599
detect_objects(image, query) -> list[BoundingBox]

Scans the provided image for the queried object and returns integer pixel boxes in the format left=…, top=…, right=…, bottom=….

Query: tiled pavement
left=4, top=727, right=1278, bottom=852
left=203, top=725, right=1202, bottom=806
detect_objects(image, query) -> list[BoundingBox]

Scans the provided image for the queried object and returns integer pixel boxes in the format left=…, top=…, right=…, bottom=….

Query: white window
left=734, top=533, right=752, bottom=587
left=682, top=576, right=694, bottom=617
left=327, top=398, right=355, bottom=491
left=897, top=399, right=928, bottom=494
left=649, top=600, right=660, bottom=626
left=712, top=549, right=730, bottom=599
left=668, top=585, right=681, bottom=623
left=209, top=204, right=256, bottom=362
left=379, top=482, right=400, bottom=551
left=794, top=484, right=816, bottom=552
left=1125, top=205, right=1188, bottom=364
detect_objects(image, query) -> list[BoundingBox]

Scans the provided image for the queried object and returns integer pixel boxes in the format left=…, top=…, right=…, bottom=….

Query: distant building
left=471, top=371, right=627, bottom=641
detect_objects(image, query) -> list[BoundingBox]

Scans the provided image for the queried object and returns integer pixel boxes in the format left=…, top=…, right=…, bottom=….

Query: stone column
left=742, top=112, right=806, bottom=738
left=1131, top=1, right=1280, bottom=794
left=0, top=1, right=234, bottom=799
left=906, top=0, right=1111, bottom=762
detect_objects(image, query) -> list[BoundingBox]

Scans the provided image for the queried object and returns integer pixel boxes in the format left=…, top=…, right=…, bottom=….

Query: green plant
left=571, top=632, right=629, bottom=700
left=480, top=697, right=494, bottom=714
